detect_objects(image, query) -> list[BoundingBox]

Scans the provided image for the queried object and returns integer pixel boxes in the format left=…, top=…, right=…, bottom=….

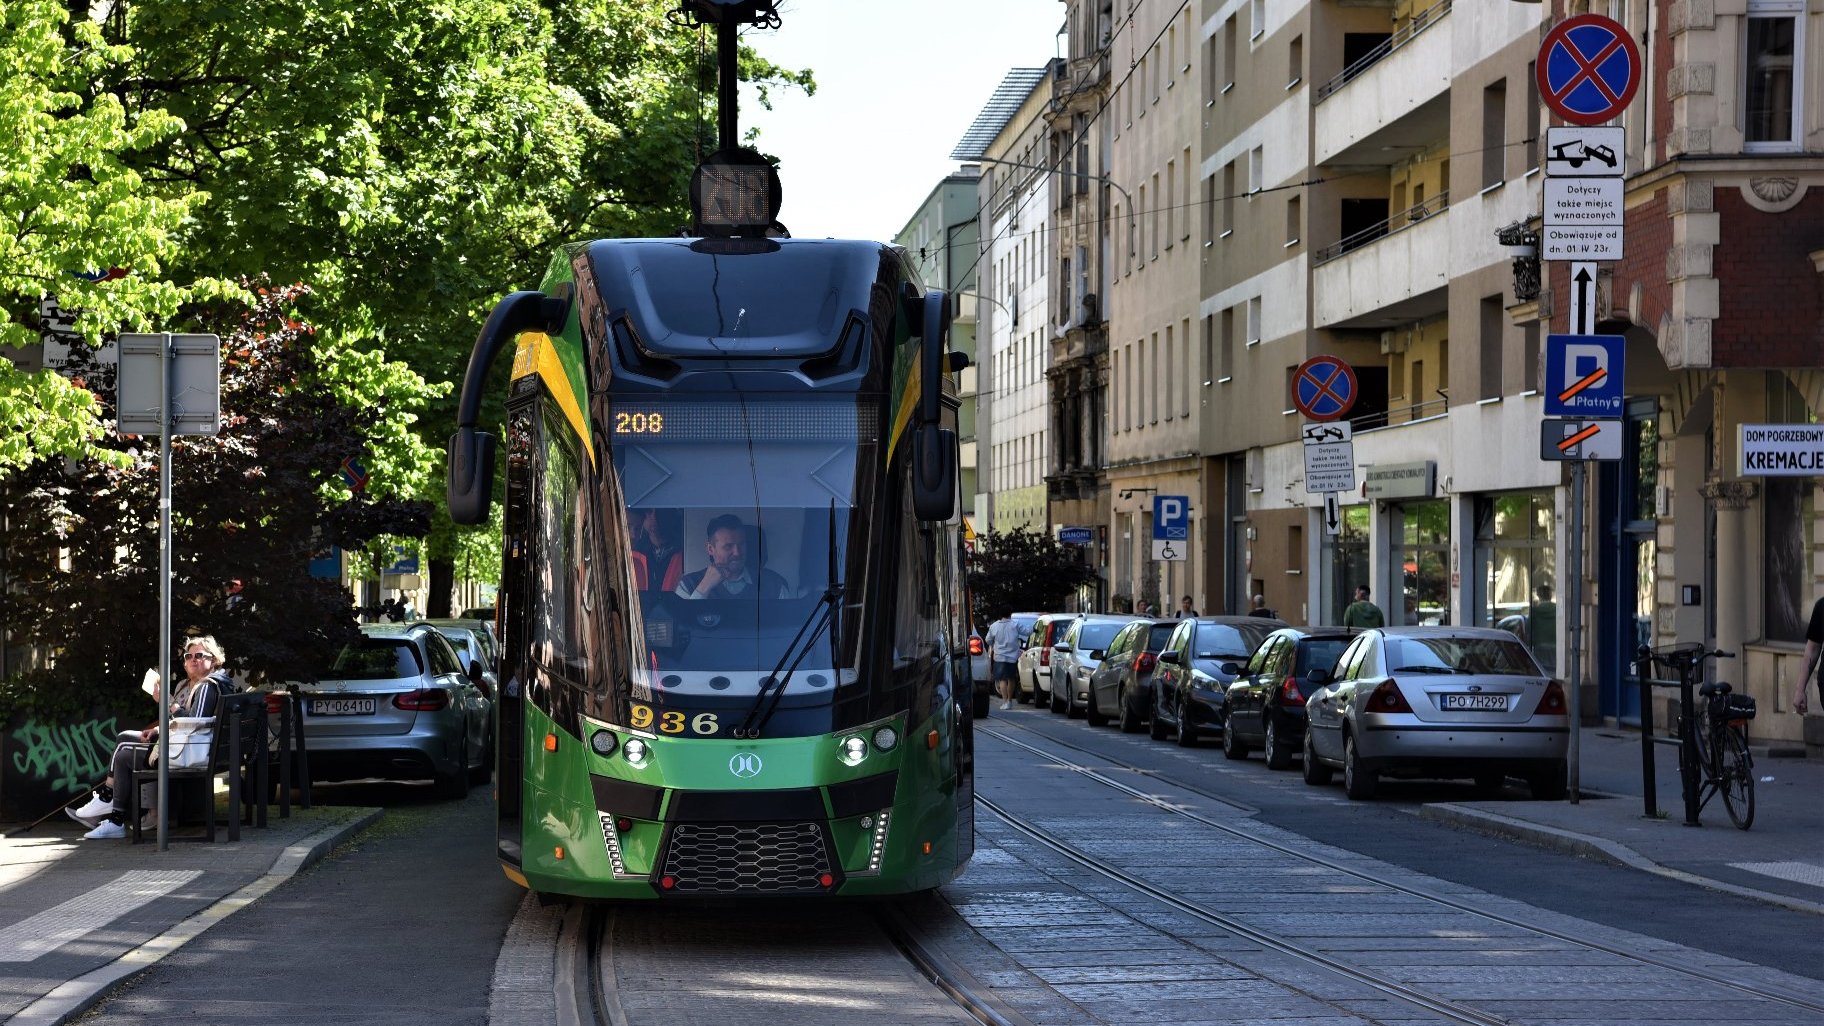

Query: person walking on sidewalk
left=1342, top=584, right=1385, bottom=629
left=69, top=636, right=238, bottom=839
left=1793, top=595, right=1824, bottom=715
left=985, top=611, right=1022, bottom=710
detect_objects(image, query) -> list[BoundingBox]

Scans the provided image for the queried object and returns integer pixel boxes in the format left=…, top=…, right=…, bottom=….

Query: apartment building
left=1107, top=1, right=1209, bottom=614
left=1044, top=4, right=1117, bottom=611
left=954, top=67, right=1055, bottom=537
left=895, top=170, right=983, bottom=522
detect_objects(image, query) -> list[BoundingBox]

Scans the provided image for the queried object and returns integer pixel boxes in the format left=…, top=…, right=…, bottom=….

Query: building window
left=1288, top=524, right=1304, bottom=573
left=1150, top=332, right=1161, bottom=424
left=1285, top=195, right=1301, bottom=247
left=1249, top=147, right=1264, bottom=195
left=1219, top=307, right=1235, bottom=379
left=1745, top=3, right=1802, bottom=150
left=1482, top=79, right=1507, bottom=189
left=1181, top=317, right=1192, bottom=415
left=1163, top=324, right=1174, bottom=421
left=1165, top=160, right=1176, bottom=248
left=1479, top=294, right=1503, bottom=400
left=1522, top=321, right=1539, bottom=392
left=1247, top=296, right=1262, bottom=344
left=1289, top=34, right=1303, bottom=87
left=1524, top=62, right=1540, bottom=169
left=1222, top=14, right=1237, bottom=92
left=1221, top=162, right=1236, bottom=236
left=1250, top=0, right=1264, bottom=40
left=1474, top=492, right=1557, bottom=673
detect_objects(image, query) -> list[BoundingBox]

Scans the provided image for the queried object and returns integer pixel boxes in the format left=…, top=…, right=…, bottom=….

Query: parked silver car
left=420, top=623, right=500, bottom=698
left=1085, top=618, right=1178, bottom=729
left=1049, top=614, right=1141, bottom=717
left=293, top=623, right=494, bottom=797
left=1301, top=626, right=1570, bottom=800
left=419, top=617, right=499, bottom=670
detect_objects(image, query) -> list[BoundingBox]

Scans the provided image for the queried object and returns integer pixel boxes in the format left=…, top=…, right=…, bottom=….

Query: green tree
left=0, top=281, right=430, bottom=719
left=0, top=1, right=212, bottom=473
left=967, top=528, right=1100, bottom=623
left=107, top=0, right=813, bottom=609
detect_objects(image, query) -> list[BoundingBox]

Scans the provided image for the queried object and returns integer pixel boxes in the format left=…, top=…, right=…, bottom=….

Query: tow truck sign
left=1545, top=127, right=1624, bottom=177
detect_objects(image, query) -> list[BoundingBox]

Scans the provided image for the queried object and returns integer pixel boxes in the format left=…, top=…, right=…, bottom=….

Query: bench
left=129, top=692, right=270, bottom=843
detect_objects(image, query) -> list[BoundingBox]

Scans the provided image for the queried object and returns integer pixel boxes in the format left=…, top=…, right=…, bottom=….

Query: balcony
left=1315, top=1, right=1452, bottom=166
left=1313, top=193, right=1451, bottom=329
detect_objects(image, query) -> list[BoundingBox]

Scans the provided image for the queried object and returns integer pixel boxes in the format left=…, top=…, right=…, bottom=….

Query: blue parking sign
left=1153, top=495, right=1189, bottom=540
left=1544, top=334, right=1625, bottom=418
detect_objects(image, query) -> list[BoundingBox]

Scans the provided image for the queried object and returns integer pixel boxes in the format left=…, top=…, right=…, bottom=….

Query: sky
left=737, top=0, right=1065, bottom=243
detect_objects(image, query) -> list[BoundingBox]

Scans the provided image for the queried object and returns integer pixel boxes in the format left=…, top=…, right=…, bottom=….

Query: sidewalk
left=0, top=799, right=380, bottom=1026
left=1421, top=724, right=1824, bottom=915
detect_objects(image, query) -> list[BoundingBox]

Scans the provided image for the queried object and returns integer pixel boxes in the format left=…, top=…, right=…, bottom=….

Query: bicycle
left=1640, top=644, right=1755, bottom=830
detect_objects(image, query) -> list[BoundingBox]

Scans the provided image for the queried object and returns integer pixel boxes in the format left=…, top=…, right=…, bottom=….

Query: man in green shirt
left=1342, top=584, right=1385, bottom=628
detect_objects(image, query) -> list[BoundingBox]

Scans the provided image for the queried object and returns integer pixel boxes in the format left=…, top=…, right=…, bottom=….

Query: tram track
left=545, top=899, right=1024, bottom=1026
left=980, top=719, right=1824, bottom=1019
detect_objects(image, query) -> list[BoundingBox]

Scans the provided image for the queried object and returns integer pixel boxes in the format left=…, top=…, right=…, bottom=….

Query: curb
left=10, top=808, right=383, bottom=1026
left=1420, top=802, right=1824, bottom=918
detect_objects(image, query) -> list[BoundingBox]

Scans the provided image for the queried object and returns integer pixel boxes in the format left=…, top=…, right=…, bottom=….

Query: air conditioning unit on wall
left=1379, top=330, right=1407, bottom=355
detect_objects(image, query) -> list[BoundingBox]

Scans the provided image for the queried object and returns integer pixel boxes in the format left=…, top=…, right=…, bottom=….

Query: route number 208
left=628, top=703, right=719, bottom=736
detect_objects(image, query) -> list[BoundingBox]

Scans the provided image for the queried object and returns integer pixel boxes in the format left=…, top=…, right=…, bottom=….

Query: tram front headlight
left=623, top=738, right=649, bottom=765
left=590, top=730, right=618, bottom=756
left=839, top=736, right=867, bottom=766
left=871, top=725, right=900, bottom=752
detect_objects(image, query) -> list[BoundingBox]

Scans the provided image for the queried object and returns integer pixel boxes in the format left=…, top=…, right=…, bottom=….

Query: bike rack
left=1631, top=645, right=1704, bottom=827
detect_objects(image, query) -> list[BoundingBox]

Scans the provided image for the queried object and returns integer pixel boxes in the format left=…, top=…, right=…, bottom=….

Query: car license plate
left=310, top=698, right=377, bottom=716
left=1441, top=694, right=1508, bottom=711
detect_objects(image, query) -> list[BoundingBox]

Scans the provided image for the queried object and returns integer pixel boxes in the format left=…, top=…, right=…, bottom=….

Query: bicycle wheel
left=1718, top=725, right=1755, bottom=830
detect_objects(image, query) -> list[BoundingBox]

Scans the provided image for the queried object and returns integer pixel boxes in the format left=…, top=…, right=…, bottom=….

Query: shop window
left=1763, top=377, right=1816, bottom=641
left=1399, top=500, right=1450, bottom=626
left=1474, top=492, right=1557, bottom=674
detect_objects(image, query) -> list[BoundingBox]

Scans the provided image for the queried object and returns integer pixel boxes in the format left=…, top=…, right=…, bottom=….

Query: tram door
left=1596, top=397, right=1658, bottom=723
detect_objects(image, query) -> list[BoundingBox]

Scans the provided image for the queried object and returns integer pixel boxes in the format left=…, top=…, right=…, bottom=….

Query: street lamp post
left=971, top=155, right=1137, bottom=277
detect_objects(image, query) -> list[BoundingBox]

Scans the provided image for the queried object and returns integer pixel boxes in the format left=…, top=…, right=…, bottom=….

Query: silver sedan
left=1302, top=626, right=1569, bottom=800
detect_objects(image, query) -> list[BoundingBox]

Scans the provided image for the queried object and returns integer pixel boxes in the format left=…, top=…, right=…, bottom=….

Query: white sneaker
left=65, top=807, right=103, bottom=828
left=1000, top=701, right=1013, bottom=710
left=73, top=792, right=113, bottom=820
left=140, top=812, right=161, bottom=831
left=83, top=820, right=126, bottom=840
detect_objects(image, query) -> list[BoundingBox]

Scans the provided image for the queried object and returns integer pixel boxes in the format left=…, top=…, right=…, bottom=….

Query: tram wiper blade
left=736, top=583, right=841, bottom=738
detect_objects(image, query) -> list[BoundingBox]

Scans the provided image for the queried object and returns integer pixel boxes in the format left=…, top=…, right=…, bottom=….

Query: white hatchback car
left=1048, top=614, right=1143, bottom=717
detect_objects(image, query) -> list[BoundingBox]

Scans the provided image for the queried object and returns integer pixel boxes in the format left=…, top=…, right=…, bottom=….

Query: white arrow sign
left=1568, top=262, right=1597, bottom=334
left=1323, top=493, right=1341, bottom=536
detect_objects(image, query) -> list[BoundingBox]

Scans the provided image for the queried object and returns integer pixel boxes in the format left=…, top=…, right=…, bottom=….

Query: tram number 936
left=628, top=703, right=720, bottom=736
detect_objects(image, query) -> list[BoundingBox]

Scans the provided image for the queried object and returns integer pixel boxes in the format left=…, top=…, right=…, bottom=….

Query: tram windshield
left=610, top=396, right=879, bottom=711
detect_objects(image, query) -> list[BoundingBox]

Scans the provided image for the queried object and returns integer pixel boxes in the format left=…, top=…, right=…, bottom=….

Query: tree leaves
left=967, top=528, right=1101, bottom=624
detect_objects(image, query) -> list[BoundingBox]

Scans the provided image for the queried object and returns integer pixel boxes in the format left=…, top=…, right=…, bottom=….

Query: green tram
left=446, top=229, right=976, bottom=898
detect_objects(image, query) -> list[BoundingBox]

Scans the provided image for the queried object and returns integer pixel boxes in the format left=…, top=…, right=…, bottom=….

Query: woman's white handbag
left=153, top=717, right=216, bottom=769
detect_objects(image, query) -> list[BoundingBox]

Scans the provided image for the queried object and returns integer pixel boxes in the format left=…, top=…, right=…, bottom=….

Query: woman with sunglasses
left=69, top=636, right=237, bottom=839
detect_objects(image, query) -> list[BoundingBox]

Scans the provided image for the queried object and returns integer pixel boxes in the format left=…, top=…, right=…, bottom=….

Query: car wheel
left=1050, top=683, right=1067, bottom=715
left=1117, top=686, right=1142, bottom=733
left=1263, top=718, right=1292, bottom=771
left=1085, top=691, right=1108, bottom=727
left=1342, top=731, right=1376, bottom=800
left=974, top=692, right=992, bottom=719
left=1302, top=729, right=1332, bottom=785
left=1148, top=687, right=1170, bottom=742
left=469, top=729, right=494, bottom=786
left=1473, top=771, right=1505, bottom=795
left=1527, top=762, right=1568, bottom=801
left=1175, top=706, right=1200, bottom=747
left=1221, top=715, right=1248, bottom=760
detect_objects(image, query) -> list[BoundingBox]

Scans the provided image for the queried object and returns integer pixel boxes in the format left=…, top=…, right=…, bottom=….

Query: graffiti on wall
left=10, top=717, right=119, bottom=793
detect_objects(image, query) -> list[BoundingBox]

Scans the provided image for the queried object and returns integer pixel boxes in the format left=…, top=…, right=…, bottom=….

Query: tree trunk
left=428, top=557, right=454, bottom=618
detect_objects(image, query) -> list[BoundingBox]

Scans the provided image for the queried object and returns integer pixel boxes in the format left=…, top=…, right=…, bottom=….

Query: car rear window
left=1386, top=636, right=1540, bottom=675
left=1196, top=624, right=1275, bottom=660
left=1297, top=638, right=1351, bottom=676
left=1078, top=624, right=1123, bottom=649
left=1145, top=624, right=1177, bottom=650
left=331, top=640, right=422, bottom=680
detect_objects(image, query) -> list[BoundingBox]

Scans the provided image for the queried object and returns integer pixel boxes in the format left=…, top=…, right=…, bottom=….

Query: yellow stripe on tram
left=510, top=332, right=595, bottom=467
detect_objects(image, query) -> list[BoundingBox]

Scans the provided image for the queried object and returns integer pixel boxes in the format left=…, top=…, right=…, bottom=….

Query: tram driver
left=674, top=514, right=792, bottom=600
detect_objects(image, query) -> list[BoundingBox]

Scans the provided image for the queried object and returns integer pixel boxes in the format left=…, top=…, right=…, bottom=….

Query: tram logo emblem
left=729, top=752, right=763, bottom=779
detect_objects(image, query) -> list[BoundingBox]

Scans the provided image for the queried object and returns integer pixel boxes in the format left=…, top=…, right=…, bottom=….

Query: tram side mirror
left=911, top=422, right=956, bottom=521
left=447, top=428, right=497, bottom=525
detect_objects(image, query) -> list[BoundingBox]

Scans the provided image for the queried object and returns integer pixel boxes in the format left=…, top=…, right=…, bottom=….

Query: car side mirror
left=1158, top=650, right=1182, bottom=665
left=1220, top=662, right=1240, bottom=676
left=1307, top=667, right=1332, bottom=686
left=1052, top=643, right=1069, bottom=653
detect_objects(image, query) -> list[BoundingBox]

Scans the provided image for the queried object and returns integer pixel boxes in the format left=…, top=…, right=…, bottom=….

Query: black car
left=1221, top=626, right=1359, bottom=769
left=1084, top=618, right=1178, bottom=730
left=1150, top=616, right=1286, bottom=746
